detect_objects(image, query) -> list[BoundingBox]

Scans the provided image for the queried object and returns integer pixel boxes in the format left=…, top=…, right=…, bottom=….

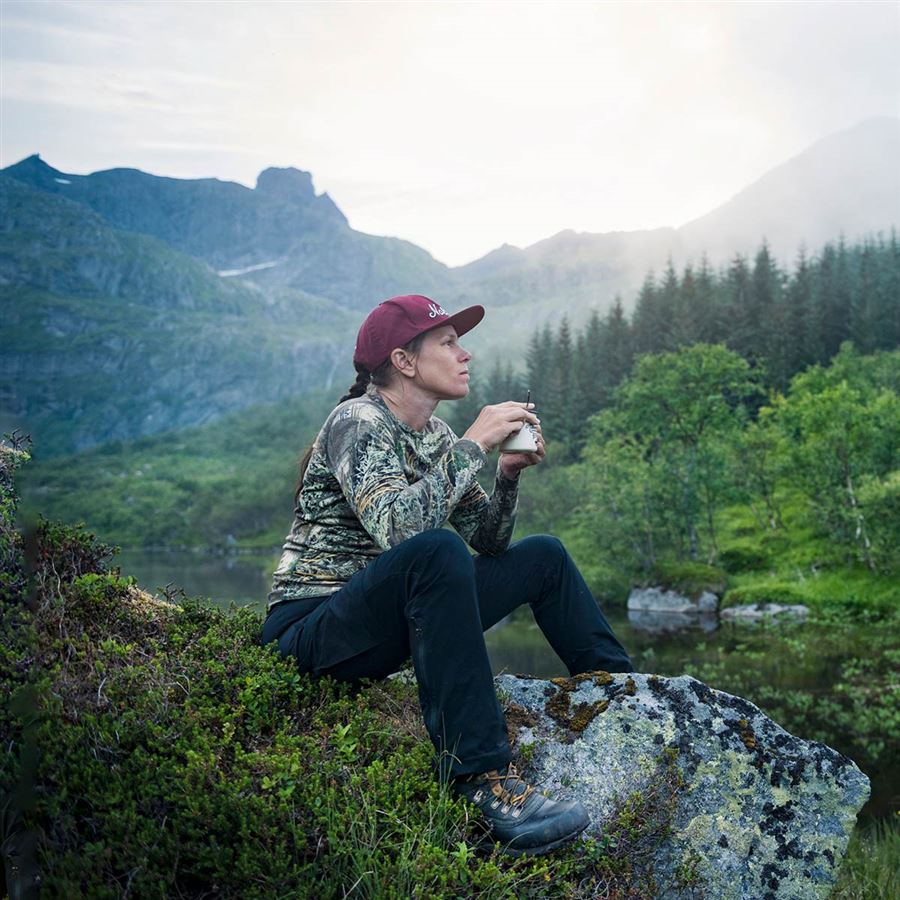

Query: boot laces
left=485, top=764, right=535, bottom=808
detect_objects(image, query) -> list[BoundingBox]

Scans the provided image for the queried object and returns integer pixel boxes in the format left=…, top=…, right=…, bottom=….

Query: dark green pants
left=262, top=530, right=632, bottom=778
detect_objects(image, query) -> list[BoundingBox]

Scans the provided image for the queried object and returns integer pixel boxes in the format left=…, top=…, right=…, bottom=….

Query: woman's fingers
left=462, top=400, right=541, bottom=452
left=497, top=401, right=539, bottom=426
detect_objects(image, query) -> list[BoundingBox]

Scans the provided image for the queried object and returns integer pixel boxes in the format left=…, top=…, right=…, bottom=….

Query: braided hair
left=337, top=363, right=371, bottom=404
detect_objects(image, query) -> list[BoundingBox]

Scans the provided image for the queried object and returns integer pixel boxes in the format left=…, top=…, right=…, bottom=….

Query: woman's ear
left=389, top=347, right=417, bottom=379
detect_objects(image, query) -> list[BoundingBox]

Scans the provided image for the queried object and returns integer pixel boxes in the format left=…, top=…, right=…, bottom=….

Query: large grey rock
left=721, top=603, right=810, bottom=623
left=498, top=671, right=869, bottom=899
left=628, top=586, right=720, bottom=614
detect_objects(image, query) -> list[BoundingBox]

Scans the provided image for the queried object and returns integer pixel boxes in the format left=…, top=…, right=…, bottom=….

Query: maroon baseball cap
left=353, top=295, right=485, bottom=371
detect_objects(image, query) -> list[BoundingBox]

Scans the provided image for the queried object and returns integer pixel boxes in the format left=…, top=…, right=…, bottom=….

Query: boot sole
left=475, top=819, right=590, bottom=858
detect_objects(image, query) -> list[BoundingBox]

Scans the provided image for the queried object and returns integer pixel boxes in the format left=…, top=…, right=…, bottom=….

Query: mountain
left=678, top=117, right=900, bottom=263
left=3, top=118, right=897, bottom=455
left=453, top=117, right=900, bottom=324
left=2, top=155, right=452, bottom=311
left=0, top=175, right=356, bottom=454
left=1, top=157, right=461, bottom=455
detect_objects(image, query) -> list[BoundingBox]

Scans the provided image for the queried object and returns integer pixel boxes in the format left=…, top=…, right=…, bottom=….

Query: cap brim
left=443, top=304, right=485, bottom=338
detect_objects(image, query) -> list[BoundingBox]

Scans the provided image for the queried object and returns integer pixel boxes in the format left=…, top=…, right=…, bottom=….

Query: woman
left=263, top=294, right=632, bottom=857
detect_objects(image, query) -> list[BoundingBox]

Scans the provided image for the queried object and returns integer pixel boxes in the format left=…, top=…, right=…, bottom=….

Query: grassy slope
left=713, top=494, right=899, bottom=611
left=3, top=513, right=895, bottom=898
left=16, top=389, right=336, bottom=549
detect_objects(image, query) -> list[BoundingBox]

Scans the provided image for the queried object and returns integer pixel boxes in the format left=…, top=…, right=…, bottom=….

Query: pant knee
left=413, top=527, right=470, bottom=558
left=518, top=534, right=568, bottom=568
left=405, top=529, right=473, bottom=578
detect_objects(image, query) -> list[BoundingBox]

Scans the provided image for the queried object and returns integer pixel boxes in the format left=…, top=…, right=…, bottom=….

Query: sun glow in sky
left=2, top=0, right=898, bottom=266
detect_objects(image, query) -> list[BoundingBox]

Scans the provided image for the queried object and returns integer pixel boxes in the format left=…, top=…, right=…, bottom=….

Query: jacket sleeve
left=448, top=467, right=519, bottom=556
left=325, top=407, right=488, bottom=550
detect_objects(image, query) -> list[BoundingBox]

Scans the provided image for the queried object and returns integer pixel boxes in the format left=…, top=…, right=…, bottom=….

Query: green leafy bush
left=718, top=540, right=770, bottom=573
left=721, top=582, right=809, bottom=608
left=651, top=561, right=727, bottom=599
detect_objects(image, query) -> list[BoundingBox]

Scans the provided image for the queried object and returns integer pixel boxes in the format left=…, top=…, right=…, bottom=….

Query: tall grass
left=833, top=817, right=900, bottom=899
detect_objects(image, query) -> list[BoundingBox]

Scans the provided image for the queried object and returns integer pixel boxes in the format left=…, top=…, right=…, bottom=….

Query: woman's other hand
left=497, top=419, right=545, bottom=478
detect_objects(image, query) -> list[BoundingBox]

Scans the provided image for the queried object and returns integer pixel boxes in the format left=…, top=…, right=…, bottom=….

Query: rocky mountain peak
left=255, top=166, right=315, bottom=198
left=3, top=153, right=67, bottom=188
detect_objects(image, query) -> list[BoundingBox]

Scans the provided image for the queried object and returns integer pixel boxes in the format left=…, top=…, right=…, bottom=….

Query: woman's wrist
left=460, top=435, right=490, bottom=458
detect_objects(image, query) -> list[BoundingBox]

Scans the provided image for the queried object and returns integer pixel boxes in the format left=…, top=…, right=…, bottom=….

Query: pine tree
left=749, top=241, right=784, bottom=369
left=602, top=296, right=634, bottom=395
left=631, top=272, right=661, bottom=355
left=526, top=323, right=554, bottom=399
left=818, top=238, right=853, bottom=360
left=672, top=264, right=696, bottom=347
left=571, top=329, right=591, bottom=450
left=723, top=254, right=752, bottom=358
left=849, top=239, right=878, bottom=353
left=785, top=247, right=823, bottom=374
left=693, top=255, right=722, bottom=344
left=551, top=317, right=577, bottom=459
left=864, top=235, right=899, bottom=352
left=656, top=259, right=680, bottom=351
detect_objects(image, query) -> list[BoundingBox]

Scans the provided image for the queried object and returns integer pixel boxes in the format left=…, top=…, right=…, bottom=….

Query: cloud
left=2, top=0, right=898, bottom=265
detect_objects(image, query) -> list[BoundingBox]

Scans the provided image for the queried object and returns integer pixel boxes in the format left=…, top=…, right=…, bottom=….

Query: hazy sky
left=2, top=0, right=898, bottom=266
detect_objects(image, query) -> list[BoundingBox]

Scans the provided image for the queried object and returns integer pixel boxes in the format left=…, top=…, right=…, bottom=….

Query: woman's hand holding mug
left=462, top=402, right=545, bottom=476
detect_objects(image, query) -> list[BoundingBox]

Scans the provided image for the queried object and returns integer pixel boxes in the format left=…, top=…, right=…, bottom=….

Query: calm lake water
left=116, top=549, right=896, bottom=819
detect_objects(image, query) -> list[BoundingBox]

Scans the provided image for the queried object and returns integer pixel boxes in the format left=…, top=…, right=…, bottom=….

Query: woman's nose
left=459, top=346, right=472, bottom=362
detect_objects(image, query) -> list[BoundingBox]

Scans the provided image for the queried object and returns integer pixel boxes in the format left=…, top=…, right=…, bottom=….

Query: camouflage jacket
left=269, top=388, right=518, bottom=609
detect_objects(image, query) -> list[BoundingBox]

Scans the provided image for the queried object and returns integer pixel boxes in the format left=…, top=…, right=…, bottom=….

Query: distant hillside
left=679, top=117, right=900, bottom=263
left=454, top=118, right=900, bottom=323
left=0, top=176, right=356, bottom=455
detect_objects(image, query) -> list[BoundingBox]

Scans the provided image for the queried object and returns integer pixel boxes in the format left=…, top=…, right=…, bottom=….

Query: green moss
left=722, top=582, right=810, bottom=608
left=718, top=539, right=771, bottom=573
left=651, top=560, right=728, bottom=599
left=543, top=673, right=628, bottom=734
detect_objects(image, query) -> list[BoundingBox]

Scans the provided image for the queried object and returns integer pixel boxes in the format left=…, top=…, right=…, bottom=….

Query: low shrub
left=650, top=560, right=727, bottom=599
left=718, top=540, right=770, bottom=573
left=721, top=582, right=809, bottom=608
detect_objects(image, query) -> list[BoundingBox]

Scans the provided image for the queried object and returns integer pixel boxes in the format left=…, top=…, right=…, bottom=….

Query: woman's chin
left=440, top=383, right=470, bottom=401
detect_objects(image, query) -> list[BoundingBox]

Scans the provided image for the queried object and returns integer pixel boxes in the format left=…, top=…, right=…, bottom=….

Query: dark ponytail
left=293, top=333, right=427, bottom=504
left=338, top=363, right=372, bottom=404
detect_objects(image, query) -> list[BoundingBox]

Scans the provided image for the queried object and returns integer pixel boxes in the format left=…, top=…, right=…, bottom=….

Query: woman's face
left=409, top=325, right=472, bottom=400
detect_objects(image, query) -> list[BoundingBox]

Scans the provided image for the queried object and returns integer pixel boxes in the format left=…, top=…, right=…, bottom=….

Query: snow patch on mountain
left=218, top=260, right=280, bottom=278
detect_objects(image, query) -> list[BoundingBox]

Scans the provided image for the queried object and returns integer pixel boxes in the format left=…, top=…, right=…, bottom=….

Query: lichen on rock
left=500, top=671, right=870, bottom=899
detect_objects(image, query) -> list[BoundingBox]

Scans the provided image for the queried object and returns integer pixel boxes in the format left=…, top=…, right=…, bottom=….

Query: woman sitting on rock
left=262, top=294, right=633, bottom=856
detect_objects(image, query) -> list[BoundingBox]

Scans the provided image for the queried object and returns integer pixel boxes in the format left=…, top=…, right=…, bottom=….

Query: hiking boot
left=453, top=764, right=590, bottom=856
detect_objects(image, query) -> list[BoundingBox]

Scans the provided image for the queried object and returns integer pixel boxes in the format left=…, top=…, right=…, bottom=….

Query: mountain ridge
left=2, top=154, right=450, bottom=311
left=3, top=117, right=897, bottom=454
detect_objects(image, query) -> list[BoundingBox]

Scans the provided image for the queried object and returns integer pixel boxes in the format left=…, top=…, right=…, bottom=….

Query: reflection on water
left=626, top=608, right=719, bottom=634
left=116, top=549, right=273, bottom=610
left=484, top=606, right=723, bottom=679
left=118, top=551, right=735, bottom=677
